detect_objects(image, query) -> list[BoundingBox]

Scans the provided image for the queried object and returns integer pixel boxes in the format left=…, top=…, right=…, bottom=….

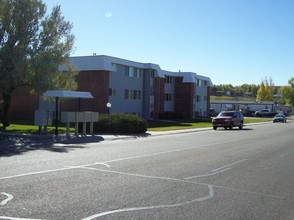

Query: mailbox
left=84, top=112, right=92, bottom=122
left=91, top=112, right=99, bottom=122
left=75, top=112, right=84, bottom=122
left=61, top=112, right=76, bottom=123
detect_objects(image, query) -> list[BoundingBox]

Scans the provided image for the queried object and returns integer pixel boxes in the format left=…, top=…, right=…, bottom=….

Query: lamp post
left=106, top=102, right=111, bottom=116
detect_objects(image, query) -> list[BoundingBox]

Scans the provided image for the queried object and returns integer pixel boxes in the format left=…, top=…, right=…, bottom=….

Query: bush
left=94, top=114, right=147, bottom=134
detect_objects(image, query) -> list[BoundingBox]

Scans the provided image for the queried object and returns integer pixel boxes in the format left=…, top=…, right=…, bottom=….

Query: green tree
left=256, top=77, right=274, bottom=101
left=0, top=0, right=77, bottom=127
left=279, top=77, right=294, bottom=106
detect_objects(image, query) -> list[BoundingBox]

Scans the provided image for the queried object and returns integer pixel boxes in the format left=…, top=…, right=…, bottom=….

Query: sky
left=44, top=0, right=294, bottom=86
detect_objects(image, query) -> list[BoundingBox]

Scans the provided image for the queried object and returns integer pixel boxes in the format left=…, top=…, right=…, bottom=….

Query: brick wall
left=61, top=70, right=109, bottom=113
left=174, top=77, right=195, bottom=118
left=3, top=70, right=110, bottom=121
left=153, top=77, right=165, bottom=119
left=4, top=86, right=39, bottom=120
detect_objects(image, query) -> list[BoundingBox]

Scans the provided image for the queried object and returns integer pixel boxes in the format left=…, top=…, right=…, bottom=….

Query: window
left=124, top=89, right=142, bottom=100
left=196, top=95, right=201, bottom=102
left=165, top=76, right=174, bottom=84
left=112, top=63, right=117, bottom=71
left=150, top=70, right=155, bottom=78
left=165, top=93, right=172, bottom=101
left=124, top=66, right=130, bottom=76
left=129, top=67, right=135, bottom=77
left=124, top=66, right=142, bottom=78
left=125, top=89, right=130, bottom=99
left=109, top=88, right=116, bottom=96
left=135, top=68, right=142, bottom=78
left=150, top=85, right=154, bottom=96
left=197, top=79, right=202, bottom=87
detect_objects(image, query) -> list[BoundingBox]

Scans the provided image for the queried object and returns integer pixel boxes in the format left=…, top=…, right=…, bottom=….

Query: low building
left=210, top=100, right=291, bottom=116
left=3, top=55, right=213, bottom=120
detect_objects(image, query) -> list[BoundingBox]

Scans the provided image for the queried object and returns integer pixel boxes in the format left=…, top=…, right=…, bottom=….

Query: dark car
left=273, top=114, right=287, bottom=123
left=209, top=108, right=218, bottom=117
left=212, top=111, right=244, bottom=130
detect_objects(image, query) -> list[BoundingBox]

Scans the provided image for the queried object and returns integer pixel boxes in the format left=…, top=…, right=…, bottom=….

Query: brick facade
left=174, top=77, right=195, bottom=118
left=2, top=70, right=110, bottom=121
left=61, top=70, right=109, bottom=113
left=1, top=55, right=212, bottom=121
left=3, top=86, right=39, bottom=120
left=153, top=77, right=165, bottom=119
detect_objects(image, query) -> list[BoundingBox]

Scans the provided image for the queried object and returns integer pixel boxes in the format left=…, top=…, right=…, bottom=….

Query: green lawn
left=147, top=117, right=272, bottom=131
left=210, top=95, right=256, bottom=101
left=0, top=117, right=272, bottom=134
left=0, top=120, right=73, bottom=134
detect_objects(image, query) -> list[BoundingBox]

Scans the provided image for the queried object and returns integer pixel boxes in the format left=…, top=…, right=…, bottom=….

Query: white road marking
left=212, top=159, right=251, bottom=172
left=94, top=162, right=110, bottom=168
left=0, top=167, right=74, bottom=181
left=185, top=167, right=231, bottom=180
left=0, top=141, right=220, bottom=181
left=185, top=159, right=253, bottom=180
left=75, top=165, right=210, bottom=187
left=0, top=217, right=43, bottom=220
left=0, top=192, right=13, bottom=206
left=81, top=185, right=214, bottom=219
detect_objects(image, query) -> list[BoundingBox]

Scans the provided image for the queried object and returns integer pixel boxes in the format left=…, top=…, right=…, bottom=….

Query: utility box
left=34, top=110, right=54, bottom=126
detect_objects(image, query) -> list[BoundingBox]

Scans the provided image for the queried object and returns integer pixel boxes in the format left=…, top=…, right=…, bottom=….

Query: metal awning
left=43, top=90, right=93, bottom=99
left=42, top=90, right=94, bottom=137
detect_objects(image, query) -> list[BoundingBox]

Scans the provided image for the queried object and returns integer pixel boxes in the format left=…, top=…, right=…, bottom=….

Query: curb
left=0, top=119, right=287, bottom=143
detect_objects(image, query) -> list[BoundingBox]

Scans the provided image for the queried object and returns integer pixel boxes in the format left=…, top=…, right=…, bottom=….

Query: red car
left=212, top=111, right=244, bottom=130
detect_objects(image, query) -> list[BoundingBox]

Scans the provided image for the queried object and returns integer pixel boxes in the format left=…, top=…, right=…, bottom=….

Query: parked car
left=255, top=109, right=276, bottom=117
left=209, top=108, right=218, bottom=117
left=273, top=114, right=287, bottom=123
left=212, top=111, right=244, bottom=130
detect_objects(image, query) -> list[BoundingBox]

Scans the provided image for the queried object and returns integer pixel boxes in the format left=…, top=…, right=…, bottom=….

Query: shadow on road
left=214, top=128, right=254, bottom=131
left=0, top=135, right=105, bottom=157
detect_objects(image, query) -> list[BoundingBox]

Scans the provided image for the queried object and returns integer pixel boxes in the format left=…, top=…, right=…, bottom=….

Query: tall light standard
left=106, top=102, right=111, bottom=116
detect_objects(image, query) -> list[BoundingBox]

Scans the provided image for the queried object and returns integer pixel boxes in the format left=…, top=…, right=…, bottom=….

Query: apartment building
left=4, top=55, right=212, bottom=120
left=67, top=55, right=212, bottom=119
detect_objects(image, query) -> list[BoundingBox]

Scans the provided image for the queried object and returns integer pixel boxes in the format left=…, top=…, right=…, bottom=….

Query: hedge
left=94, top=114, right=148, bottom=134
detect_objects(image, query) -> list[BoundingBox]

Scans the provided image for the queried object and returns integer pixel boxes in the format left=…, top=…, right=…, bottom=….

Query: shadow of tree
left=0, top=135, right=105, bottom=157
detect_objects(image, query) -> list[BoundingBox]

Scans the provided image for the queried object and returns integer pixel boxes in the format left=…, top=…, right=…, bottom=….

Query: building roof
left=211, top=100, right=275, bottom=105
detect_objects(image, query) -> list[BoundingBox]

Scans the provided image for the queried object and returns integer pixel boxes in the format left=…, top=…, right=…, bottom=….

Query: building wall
left=164, top=76, right=175, bottom=112
left=154, top=77, right=165, bottom=119
left=174, top=77, right=195, bottom=118
left=2, top=56, right=212, bottom=121
left=62, top=70, right=109, bottom=113
left=108, top=64, right=144, bottom=116
left=5, top=86, right=39, bottom=120
left=142, top=70, right=152, bottom=119
left=195, top=79, right=210, bottom=117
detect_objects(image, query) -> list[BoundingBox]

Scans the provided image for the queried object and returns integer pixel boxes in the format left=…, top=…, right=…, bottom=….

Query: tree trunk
left=0, top=93, right=11, bottom=128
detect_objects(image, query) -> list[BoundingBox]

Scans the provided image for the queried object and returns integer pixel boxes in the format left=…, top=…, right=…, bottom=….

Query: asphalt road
left=0, top=120, right=294, bottom=220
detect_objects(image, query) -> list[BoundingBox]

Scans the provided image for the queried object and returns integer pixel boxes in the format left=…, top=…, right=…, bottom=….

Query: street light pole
left=106, top=102, right=111, bottom=116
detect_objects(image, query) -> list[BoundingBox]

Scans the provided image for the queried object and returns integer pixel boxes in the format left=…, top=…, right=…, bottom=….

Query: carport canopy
left=43, top=90, right=93, bottom=99
left=43, top=90, right=94, bottom=136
